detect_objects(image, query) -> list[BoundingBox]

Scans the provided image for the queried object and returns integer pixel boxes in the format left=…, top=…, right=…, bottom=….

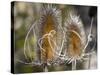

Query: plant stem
left=72, top=59, right=76, bottom=70
left=43, top=63, right=48, bottom=72
left=88, top=54, right=91, bottom=69
left=44, top=65, right=48, bottom=72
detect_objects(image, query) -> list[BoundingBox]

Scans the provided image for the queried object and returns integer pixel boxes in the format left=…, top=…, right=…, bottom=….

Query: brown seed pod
left=63, top=9, right=87, bottom=63
left=38, top=4, right=63, bottom=64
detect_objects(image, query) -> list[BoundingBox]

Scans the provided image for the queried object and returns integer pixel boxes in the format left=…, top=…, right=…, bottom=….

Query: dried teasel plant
left=37, top=4, right=66, bottom=71
left=17, top=4, right=65, bottom=72
left=58, top=8, right=96, bottom=70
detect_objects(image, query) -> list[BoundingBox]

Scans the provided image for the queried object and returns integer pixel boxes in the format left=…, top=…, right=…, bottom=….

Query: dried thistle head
left=38, top=4, right=62, bottom=64
left=63, top=9, right=87, bottom=63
